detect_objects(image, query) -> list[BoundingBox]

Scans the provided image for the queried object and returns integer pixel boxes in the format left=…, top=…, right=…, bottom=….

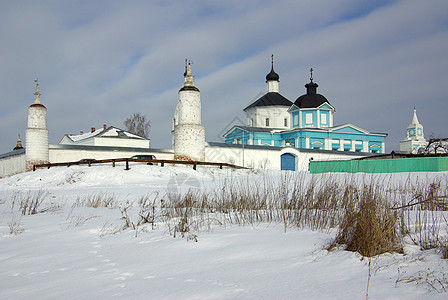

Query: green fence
left=310, top=156, right=448, bottom=174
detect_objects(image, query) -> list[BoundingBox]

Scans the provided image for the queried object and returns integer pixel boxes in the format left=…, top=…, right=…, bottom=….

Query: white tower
left=25, top=81, right=49, bottom=170
left=400, top=107, right=428, bottom=154
left=173, top=62, right=205, bottom=161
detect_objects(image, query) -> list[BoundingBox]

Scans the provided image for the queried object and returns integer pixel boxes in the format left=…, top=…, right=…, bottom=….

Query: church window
left=321, top=114, right=327, bottom=125
left=294, top=115, right=299, bottom=126
left=284, top=118, right=288, bottom=127
left=265, top=118, right=270, bottom=127
left=306, top=113, right=313, bottom=124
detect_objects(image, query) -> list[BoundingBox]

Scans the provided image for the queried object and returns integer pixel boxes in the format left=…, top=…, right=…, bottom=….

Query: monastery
left=0, top=57, right=425, bottom=177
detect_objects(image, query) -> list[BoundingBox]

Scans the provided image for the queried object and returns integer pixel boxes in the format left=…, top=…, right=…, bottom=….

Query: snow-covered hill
left=1, top=164, right=447, bottom=299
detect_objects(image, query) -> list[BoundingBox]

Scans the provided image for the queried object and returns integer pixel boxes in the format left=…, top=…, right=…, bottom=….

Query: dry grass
left=329, top=184, right=403, bottom=256
left=8, top=172, right=447, bottom=258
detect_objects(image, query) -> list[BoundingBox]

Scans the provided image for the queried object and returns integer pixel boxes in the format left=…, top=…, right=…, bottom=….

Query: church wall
left=0, top=151, right=26, bottom=178
left=247, top=106, right=290, bottom=129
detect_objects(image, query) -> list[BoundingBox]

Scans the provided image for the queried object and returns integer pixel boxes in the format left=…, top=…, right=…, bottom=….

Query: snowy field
left=0, top=164, right=447, bottom=299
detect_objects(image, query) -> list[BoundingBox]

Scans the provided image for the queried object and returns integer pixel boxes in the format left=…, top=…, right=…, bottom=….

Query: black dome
left=179, top=85, right=199, bottom=92
left=294, top=93, right=329, bottom=108
left=293, top=80, right=330, bottom=108
left=266, top=67, right=279, bottom=81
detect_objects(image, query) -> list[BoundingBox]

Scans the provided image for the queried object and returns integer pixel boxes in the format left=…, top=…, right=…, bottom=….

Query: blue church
left=224, top=57, right=387, bottom=154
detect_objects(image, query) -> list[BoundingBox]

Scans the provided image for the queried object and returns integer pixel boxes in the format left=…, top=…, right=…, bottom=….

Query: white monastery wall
left=0, top=153, right=26, bottom=178
left=49, top=146, right=174, bottom=163
left=94, top=137, right=150, bottom=148
left=206, top=144, right=364, bottom=171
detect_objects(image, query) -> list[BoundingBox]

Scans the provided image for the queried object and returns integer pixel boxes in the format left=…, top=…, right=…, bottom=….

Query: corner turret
left=25, top=80, right=49, bottom=170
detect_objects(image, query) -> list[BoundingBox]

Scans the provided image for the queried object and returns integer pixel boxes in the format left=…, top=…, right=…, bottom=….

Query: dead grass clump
left=75, top=193, right=117, bottom=208
left=12, top=190, right=49, bottom=215
left=329, top=185, right=403, bottom=257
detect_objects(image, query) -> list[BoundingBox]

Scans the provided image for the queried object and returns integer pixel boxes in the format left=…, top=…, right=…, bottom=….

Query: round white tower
left=173, top=62, right=205, bottom=161
left=25, top=81, right=49, bottom=170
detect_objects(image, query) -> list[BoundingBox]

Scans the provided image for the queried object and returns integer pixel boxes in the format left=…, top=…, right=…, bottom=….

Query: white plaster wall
left=94, top=137, right=150, bottom=148
left=174, top=125, right=205, bottom=161
left=0, top=153, right=26, bottom=178
left=178, top=90, right=201, bottom=125
left=267, top=81, right=279, bottom=93
left=205, top=145, right=279, bottom=169
left=49, top=147, right=174, bottom=163
left=27, top=105, right=47, bottom=129
left=205, top=145, right=366, bottom=171
left=25, top=128, right=49, bottom=169
left=246, top=106, right=290, bottom=129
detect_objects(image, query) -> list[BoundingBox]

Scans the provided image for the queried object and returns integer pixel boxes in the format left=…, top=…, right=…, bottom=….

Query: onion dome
left=265, top=54, right=279, bottom=82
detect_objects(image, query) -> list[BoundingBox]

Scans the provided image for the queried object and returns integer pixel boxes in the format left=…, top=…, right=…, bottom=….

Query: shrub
left=329, top=185, right=403, bottom=257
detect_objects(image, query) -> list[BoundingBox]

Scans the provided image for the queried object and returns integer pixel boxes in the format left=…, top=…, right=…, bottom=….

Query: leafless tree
left=424, top=138, right=448, bottom=155
left=124, top=113, right=151, bottom=138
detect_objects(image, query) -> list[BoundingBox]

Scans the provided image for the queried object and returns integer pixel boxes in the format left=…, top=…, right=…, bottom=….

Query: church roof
left=244, top=92, right=293, bottom=110
left=294, top=69, right=331, bottom=109
left=294, top=92, right=329, bottom=108
left=62, top=126, right=148, bottom=143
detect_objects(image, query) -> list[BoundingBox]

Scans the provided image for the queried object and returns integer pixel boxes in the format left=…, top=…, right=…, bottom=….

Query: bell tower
left=400, top=107, right=428, bottom=154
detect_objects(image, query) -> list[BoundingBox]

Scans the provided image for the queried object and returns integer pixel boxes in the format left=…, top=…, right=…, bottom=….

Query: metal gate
left=281, top=153, right=296, bottom=171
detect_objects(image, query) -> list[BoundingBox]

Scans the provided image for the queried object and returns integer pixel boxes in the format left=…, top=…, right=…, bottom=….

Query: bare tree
left=124, top=113, right=151, bottom=138
left=424, top=138, right=448, bottom=155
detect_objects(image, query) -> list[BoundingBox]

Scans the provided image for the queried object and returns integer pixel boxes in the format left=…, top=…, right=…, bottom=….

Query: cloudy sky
left=1, top=0, right=447, bottom=155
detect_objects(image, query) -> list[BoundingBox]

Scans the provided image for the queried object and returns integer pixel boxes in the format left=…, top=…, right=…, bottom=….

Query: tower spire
left=183, top=61, right=195, bottom=87
left=33, top=79, right=42, bottom=104
left=13, top=134, right=23, bottom=150
left=310, top=68, right=313, bottom=82
left=411, top=106, right=420, bottom=125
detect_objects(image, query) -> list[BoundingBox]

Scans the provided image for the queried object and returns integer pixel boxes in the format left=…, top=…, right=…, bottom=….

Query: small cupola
left=305, top=68, right=318, bottom=94
left=266, top=55, right=280, bottom=93
left=13, top=134, right=24, bottom=151
left=179, top=59, right=199, bottom=92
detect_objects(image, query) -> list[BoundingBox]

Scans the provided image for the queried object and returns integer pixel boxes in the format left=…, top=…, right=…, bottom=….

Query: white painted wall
left=246, top=106, right=290, bottom=129
left=49, top=146, right=174, bottom=163
left=94, top=137, right=150, bottom=148
left=205, top=144, right=364, bottom=171
left=0, top=153, right=26, bottom=178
